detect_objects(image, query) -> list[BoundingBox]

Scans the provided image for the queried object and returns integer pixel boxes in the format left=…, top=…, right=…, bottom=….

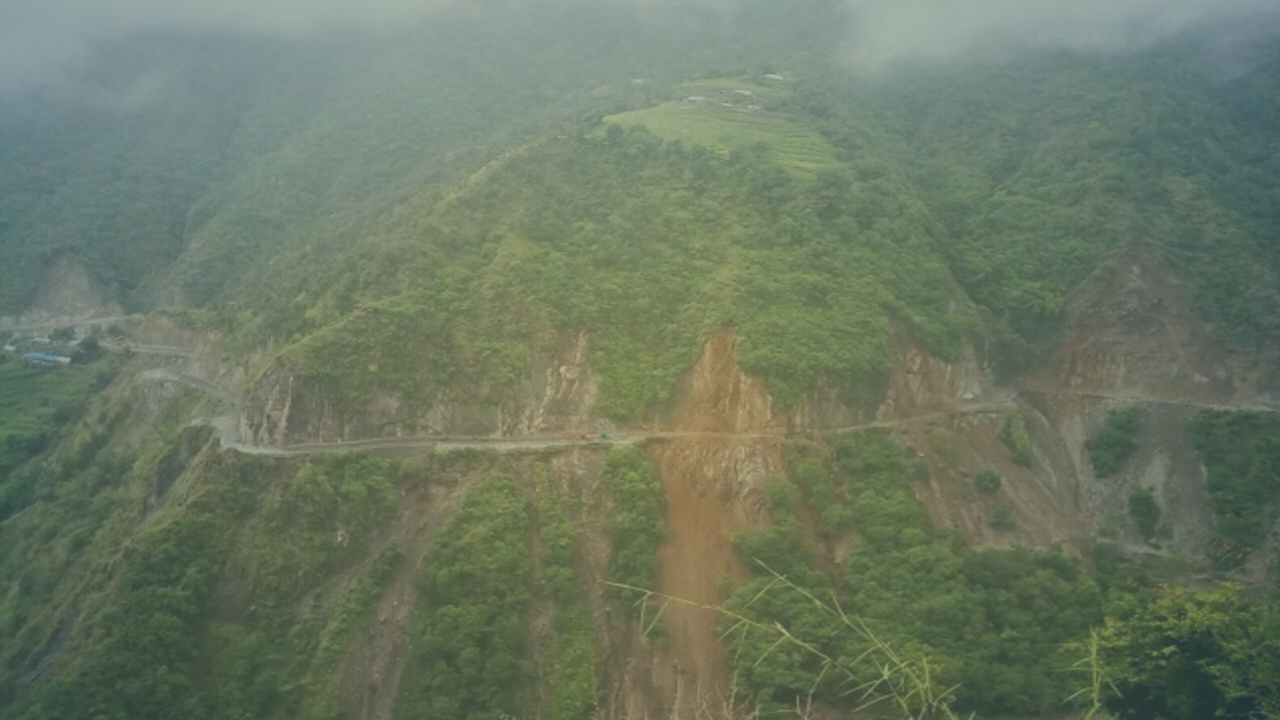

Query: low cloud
left=0, top=0, right=748, bottom=89
left=843, top=0, right=1279, bottom=69
left=3, top=0, right=1276, bottom=89
left=0, top=0, right=455, bottom=88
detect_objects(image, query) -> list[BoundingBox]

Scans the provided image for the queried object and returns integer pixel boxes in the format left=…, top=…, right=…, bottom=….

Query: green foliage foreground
left=2, top=374, right=1277, bottom=720
left=721, top=429, right=1280, bottom=719
left=726, top=432, right=1103, bottom=717
left=1097, top=583, right=1280, bottom=720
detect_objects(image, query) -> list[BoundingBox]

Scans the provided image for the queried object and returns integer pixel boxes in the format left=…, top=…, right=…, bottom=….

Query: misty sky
left=845, top=0, right=1279, bottom=68
left=1, top=0, right=1277, bottom=87
left=0, top=0, right=451, bottom=86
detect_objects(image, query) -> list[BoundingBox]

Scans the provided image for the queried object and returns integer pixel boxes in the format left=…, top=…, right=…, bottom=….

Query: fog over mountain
left=844, top=0, right=1280, bottom=68
left=0, top=0, right=451, bottom=87
left=4, top=0, right=1279, bottom=87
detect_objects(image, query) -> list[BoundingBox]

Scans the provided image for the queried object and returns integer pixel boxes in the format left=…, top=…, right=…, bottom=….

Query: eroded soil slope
left=649, top=330, right=779, bottom=718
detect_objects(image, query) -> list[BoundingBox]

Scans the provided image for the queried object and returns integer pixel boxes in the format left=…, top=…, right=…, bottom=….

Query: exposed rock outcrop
left=241, top=331, right=600, bottom=446
left=12, top=253, right=123, bottom=327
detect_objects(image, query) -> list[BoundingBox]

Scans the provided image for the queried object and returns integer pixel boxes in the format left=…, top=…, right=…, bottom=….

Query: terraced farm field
left=603, top=78, right=842, bottom=178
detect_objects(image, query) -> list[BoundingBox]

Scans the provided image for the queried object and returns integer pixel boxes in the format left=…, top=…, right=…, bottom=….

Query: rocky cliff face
left=1008, top=248, right=1277, bottom=558
left=240, top=331, right=601, bottom=446
left=1023, top=247, right=1275, bottom=404
left=896, top=248, right=1277, bottom=558
left=1, top=254, right=124, bottom=328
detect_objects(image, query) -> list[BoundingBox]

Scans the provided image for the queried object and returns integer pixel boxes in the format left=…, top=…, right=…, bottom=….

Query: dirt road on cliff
left=154, top=366, right=1020, bottom=457
left=145, top=362, right=1277, bottom=459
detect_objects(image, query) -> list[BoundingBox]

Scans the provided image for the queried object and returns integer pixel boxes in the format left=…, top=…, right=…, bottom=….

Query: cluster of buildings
left=3, top=334, right=73, bottom=367
left=21, top=351, right=72, bottom=367
left=681, top=75, right=787, bottom=113
left=681, top=89, right=764, bottom=112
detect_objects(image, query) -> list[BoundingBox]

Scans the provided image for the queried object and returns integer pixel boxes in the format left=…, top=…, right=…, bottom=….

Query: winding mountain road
left=143, top=365, right=1019, bottom=457
left=1020, top=387, right=1280, bottom=413
left=139, top=358, right=1278, bottom=459
left=106, top=341, right=194, bottom=358
left=140, top=368, right=233, bottom=401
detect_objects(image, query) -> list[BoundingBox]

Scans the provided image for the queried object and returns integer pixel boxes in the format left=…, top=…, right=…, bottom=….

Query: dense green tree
left=601, top=447, right=666, bottom=614
left=1087, top=408, right=1143, bottom=478
left=396, top=476, right=535, bottom=720
left=1128, top=488, right=1162, bottom=542
left=1099, top=584, right=1280, bottom=720
left=974, top=470, right=1002, bottom=495
left=1189, top=411, right=1280, bottom=559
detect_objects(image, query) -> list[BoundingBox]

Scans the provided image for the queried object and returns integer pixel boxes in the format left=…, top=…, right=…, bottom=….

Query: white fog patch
left=843, top=0, right=1279, bottom=69
left=0, top=0, right=457, bottom=87
left=1, top=0, right=1276, bottom=87
left=0, top=0, right=742, bottom=87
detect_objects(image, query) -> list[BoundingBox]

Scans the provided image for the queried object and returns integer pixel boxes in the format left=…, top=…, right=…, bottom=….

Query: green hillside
left=885, top=52, right=1280, bottom=359
left=225, top=127, right=967, bottom=417
left=197, top=43, right=1280, bottom=416
left=2, top=3, right=1280, bottom=719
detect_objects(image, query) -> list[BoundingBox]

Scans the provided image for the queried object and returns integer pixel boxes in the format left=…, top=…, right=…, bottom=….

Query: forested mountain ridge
left=2, top=2, right=1280, bottom=719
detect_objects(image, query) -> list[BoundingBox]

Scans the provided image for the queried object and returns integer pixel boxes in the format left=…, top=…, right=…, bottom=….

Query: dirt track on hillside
left=141, top=357, right=1278, bottom=462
